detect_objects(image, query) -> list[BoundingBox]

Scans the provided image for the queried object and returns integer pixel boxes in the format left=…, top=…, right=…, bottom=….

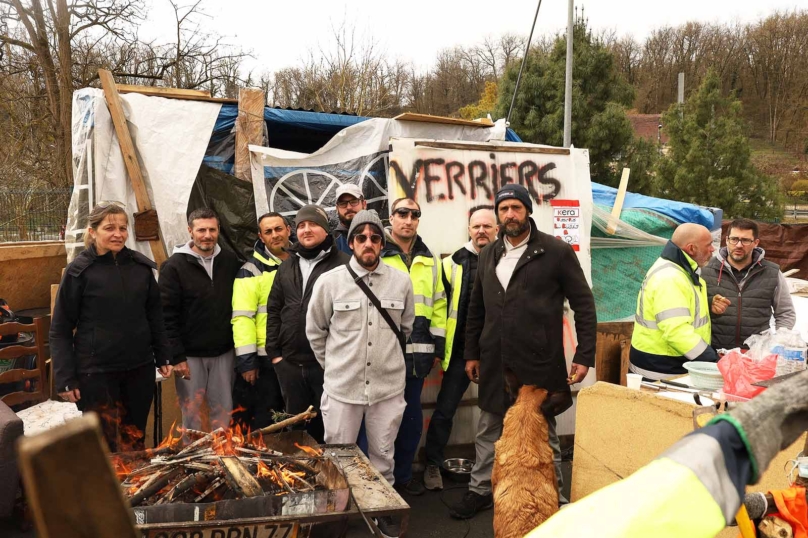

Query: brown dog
left=492, top=385, right=558, bottom=538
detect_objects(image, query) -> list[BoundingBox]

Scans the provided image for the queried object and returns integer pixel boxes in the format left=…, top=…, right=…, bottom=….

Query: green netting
left=591, top=206, right=678, bottom=322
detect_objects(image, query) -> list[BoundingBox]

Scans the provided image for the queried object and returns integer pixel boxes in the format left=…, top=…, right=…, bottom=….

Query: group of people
left=629, top=219, right=795, bottom=380
left=50, top=182, right=598, bottom=537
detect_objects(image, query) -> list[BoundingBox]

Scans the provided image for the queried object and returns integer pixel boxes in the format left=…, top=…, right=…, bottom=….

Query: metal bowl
left=443, top=458, right=474, bottom=483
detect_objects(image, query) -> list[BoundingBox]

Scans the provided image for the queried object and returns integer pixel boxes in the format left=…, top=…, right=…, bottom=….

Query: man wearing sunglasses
left=702, top=218, right=795, bottom=350
left=332, top=184, right=367, bottom=255
left=381, top=198, right=447, bottom=496
left=307, top=209, right=415, bottom=538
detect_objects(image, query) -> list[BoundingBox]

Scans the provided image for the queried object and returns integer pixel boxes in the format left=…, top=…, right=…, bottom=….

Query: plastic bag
left=717, top=349, right=777, bottom=399
left=744, top=328, right=807, bottom=375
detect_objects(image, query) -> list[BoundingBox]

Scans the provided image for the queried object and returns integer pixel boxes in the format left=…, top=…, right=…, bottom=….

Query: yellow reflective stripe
left=257, top=347, right=267, bottom=357
left=684, top=339, right=709, bottom=360
left=430, top=327, right=446, bottom=338
left=448, top=309, right=458, bottom=320
left=257, top=305, right=267, bottom=314
left=232, top=309, right=256, bottom=318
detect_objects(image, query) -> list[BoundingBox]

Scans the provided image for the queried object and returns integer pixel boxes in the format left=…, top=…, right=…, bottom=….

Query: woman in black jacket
left=50, top=202, right=172, bottom=451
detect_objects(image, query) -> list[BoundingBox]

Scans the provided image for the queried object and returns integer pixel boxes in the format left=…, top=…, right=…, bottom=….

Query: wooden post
left=234, top=87, right=266, bottom=182
left=97, top=69, right=168, bottom=267
left=607, top=168, right=631, bottom=235
left=17, top=414, right=138, bottom=538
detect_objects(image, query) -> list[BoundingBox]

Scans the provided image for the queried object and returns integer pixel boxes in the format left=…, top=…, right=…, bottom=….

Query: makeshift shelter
left=66, top=80, right=719, bottom=441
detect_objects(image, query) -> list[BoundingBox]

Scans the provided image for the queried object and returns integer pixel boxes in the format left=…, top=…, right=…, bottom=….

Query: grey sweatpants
left=468, top=409, right=568, bottom=504
left=175, top=350, right=236, bottom=431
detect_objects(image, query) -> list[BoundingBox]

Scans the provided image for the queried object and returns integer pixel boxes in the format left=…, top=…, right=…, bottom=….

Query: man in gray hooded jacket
left=702, top=218, right=795, bottom=350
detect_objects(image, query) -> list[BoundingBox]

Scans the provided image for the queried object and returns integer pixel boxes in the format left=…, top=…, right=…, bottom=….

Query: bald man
left=629, top=223, right=718, bottom=380
left=423, top=209, right=499, bottom=491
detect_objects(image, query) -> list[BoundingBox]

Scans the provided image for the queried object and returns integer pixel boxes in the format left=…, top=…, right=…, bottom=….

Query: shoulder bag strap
left=345, top=262, right=407, bottom=356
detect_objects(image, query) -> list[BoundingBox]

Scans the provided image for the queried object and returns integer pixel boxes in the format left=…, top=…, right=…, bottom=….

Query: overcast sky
left=138, top=0, right=802, bottom=75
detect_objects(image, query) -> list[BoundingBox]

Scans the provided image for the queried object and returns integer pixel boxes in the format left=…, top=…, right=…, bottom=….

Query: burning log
left=156, top=469, right=221, bottom=505
left=194, top=477, right=226, bottom=502
left=251, top=406, right=317, bottom=438
left=114, top=417, right=333, bottom=507
left=128, top=467, right=183, bottom=507
left=219, top=456, right=264, bottom=498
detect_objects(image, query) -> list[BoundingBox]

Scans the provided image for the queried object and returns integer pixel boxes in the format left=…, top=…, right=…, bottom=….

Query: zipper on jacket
left=736, top=291, right=742, bottom=347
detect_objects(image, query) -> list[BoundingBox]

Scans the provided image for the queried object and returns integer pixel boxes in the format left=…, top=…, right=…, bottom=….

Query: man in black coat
left=160, top=208, right=241, bottom=432
left=266, top=204, right=349, bottom=443
left=450, top=184, right=597, bottom=519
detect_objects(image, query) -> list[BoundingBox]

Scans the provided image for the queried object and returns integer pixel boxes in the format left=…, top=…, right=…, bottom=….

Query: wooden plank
left=17, top=413, right=139, bottom=538
left=234, top=88, right=266, bottom=182
left=607, top=168, right=631, bottom=235
left=394, top=112, right=493, bottom=128
left=116, top=84, right=237, bottom=103
left=116, top=84, right=210, bottom=99
left=98, top=69, right=168, bottom=267
left=326, top=445, right=409, bottom=514
left=414, top=140, right=571, bottom=155
left=0, top=242, right=66, bottom=262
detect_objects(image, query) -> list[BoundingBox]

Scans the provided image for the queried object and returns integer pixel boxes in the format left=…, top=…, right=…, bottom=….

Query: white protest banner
left=388, top=138, right=593, bottom=281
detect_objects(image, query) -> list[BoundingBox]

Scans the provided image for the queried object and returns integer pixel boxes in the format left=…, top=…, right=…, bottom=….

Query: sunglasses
left=393, top=208, right=421, bottom=219
left=354, top=234, right=383, bottom=245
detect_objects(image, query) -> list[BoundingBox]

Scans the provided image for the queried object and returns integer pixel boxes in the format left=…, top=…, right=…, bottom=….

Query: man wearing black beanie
left=265, top=204, right=349, bottom=443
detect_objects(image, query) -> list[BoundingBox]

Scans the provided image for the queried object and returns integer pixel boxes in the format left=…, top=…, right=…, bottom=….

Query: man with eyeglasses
left=307, top=209, right=414, bottom=538
left=332, top=184, right=367, bottom=254
left=381, top=197, right=447, bottom=496
left=702, top=218, right=795, bottom=350
left=630, top=223, right=718, bottom=381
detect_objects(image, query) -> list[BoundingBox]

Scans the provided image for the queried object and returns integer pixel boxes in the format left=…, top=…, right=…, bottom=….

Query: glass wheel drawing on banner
left=268, top=152, right=390, bottom=221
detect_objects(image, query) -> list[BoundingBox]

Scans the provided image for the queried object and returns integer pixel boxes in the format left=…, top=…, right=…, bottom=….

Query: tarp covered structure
left=68, top=87, right=718, bottom=325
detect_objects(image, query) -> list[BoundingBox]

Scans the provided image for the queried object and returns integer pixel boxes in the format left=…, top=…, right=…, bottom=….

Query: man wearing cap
left=265, top=204, right=349, bottom=443
left=307, top=210, right=415, bottom=538
left=450, top=184, right=597, bottom=519
left=333, top=184, right=367, bottom=255
left=381, top=197, right=447, bottom=496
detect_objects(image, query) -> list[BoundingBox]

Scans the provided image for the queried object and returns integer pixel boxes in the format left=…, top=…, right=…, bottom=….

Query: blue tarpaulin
left=591, top=182, right=716, bottom=229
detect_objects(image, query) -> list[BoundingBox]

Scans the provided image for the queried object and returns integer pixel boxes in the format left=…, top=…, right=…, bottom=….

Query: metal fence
left=0, top=189, right=72, bottom=242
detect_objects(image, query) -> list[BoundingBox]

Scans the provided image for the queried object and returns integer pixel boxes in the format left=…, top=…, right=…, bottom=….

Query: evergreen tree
left=496, top=16, right=644, bottom=188
left=656, top=70, right=782, bottom=219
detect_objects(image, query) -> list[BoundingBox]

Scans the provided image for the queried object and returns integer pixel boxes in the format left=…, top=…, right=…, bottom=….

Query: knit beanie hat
left=495, top=184, right=533, bottom=214
left=347, top=209, right=386, bottom=246
left=295, top=204, right=331, bottom=233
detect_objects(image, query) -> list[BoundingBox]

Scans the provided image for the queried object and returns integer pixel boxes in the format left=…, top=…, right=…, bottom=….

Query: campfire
left=109, top=406, right=351, bottom=524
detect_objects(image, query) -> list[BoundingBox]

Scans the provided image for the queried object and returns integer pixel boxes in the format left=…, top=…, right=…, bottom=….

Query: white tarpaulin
left=248, top=118, right=508, bottom=220
left=67, top=88, right=222, bottom=261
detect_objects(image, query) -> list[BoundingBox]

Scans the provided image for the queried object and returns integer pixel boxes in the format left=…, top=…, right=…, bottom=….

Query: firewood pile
left=112, top=406, right=327, bottom=507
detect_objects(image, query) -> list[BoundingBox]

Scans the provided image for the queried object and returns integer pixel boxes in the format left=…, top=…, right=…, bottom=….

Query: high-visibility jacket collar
left=252, top=240, right=282, bottom=270
left=660, top=240, right=701, bottom=287
left=381, top=229, right=434, bottom=260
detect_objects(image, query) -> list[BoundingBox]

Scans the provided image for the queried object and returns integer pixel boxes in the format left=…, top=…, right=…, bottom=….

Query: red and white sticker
left=550, top=199, right=580, bottom=251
